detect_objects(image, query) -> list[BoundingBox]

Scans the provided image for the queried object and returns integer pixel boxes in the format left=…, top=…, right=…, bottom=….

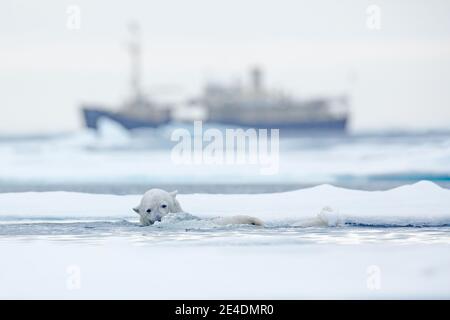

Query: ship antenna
left=128, top=21, right=142, bottom=102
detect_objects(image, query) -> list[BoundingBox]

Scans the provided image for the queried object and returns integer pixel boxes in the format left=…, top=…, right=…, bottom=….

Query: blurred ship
left=82, top=23, right=171, bottom=130
left=188, top=67, right=348, bottom=131
left=82, top=25, right=349, bottom=132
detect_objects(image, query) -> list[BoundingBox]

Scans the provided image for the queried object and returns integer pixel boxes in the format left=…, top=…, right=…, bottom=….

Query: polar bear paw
left=317, top=206, right=341, bottom=227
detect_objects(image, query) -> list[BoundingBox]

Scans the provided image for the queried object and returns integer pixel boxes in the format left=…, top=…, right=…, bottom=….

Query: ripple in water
left=0, top=219, right=449, bottom=246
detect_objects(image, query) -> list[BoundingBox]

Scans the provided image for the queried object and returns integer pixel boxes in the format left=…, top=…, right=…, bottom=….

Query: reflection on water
left=0, top=220, right=449, bottom=246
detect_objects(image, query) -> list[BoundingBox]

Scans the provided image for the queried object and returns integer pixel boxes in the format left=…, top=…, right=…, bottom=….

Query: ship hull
left=83, top=108, right=170, bottom=130
left=83, top=108, right=347, bottom=132
left=209, top=118, right=348, bottom=131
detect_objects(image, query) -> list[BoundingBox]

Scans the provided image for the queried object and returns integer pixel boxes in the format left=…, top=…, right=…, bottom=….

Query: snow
left=1, top=130, right=450, bottom=185
left=1, top=181, right=450, bottom=299
left=1, top=181, right=450, bottom=227
left=0, top=240, right=449, bottom=299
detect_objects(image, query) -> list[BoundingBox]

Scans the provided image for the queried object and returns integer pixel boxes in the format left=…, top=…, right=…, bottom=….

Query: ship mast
left=250, top=66, right=263, bottom=95
left=128, top=22, right=142, bottom=102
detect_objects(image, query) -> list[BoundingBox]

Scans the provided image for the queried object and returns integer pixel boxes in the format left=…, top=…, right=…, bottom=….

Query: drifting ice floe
left=0, top=181, right=449, bottom=227
left=1, top=130, right=450, bottom=185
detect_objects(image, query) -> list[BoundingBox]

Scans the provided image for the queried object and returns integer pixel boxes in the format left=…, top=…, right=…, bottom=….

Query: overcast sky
left=1, top=0, right=450, bottom=133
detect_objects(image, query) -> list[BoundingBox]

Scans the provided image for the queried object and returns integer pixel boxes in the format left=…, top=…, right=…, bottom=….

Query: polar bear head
left=133, top=189, right=183, bottom=226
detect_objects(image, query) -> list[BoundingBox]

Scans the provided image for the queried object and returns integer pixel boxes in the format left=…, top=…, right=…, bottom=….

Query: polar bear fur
left=133, top=189, right=183, bottom=226
left=133, top=188, right=264, bottom=227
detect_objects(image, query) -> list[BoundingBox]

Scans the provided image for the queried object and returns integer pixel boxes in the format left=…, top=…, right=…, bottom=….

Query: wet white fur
left=133, top=189, right=264, bottom=227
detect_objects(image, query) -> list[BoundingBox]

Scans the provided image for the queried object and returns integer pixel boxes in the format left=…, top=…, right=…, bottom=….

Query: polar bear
left=133, top=188, right=264, bottom=227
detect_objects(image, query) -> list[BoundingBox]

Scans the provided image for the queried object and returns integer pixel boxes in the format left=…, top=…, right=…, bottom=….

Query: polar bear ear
left=169, top=190, right=178, bottom=198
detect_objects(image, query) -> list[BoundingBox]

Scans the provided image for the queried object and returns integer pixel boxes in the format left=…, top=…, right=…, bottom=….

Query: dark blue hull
left=83, top=108, right=348, bottom=132
left=83, top=108, right=170, bottom=130
left=210, top=118, right=348, bottom=131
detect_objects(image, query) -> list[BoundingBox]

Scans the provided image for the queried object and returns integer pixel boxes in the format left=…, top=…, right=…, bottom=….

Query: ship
left=82, top=23, right=171, bottom=131
left=82, top=25, right=349, bottom=132
left=187, top=67, right=348, bottom=131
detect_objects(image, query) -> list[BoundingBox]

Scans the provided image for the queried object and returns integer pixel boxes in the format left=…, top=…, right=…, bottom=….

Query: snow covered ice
left=0, top=181, right=450, bottom=298
left=1, top=180, right=449, bottom=227
left=1, top=129, right=450, bottom=187
left=1, top=131, right=450, bottom=298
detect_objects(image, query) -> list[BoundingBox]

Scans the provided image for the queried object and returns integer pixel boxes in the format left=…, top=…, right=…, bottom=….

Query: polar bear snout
left=149, top=211, right=163, bottom=223
left=133, top=204, right=168, bottom=225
